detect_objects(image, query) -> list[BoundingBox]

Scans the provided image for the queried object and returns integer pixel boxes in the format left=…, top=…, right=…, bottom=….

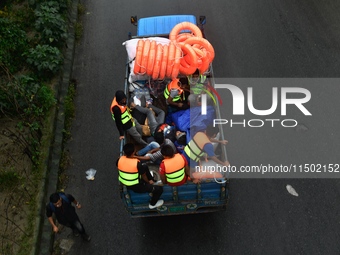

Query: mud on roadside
left=0, top=118, right=34, bottom=254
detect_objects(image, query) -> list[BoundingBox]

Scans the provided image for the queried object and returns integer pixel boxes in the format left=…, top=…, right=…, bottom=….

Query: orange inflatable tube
left=166, top=42, right=176, bottom=78
left=133, top=39, right=144, bottom=74
left=171, top=45, right=182, bottom=79
left=140, top=39, right=150, bottom=74
left=179, top=43, right=197, bottom=75
left=176, top=32, right=194, bottom=43
left=169, top=22, right=203, bottom=41
left=184, top=37, right=215, bottom=62
left=198, top=48, right=211, bottom=74
left=146, top=40, right=156, bottom=76
left=184, top=47, right=204, bottom=65
left=152, top=44, right=163, bottom=80
left=159, top=44, right=168, bottom=80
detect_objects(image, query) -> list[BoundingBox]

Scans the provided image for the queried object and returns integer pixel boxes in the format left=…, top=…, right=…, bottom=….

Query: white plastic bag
left=86, top=168, right=97, bottom=180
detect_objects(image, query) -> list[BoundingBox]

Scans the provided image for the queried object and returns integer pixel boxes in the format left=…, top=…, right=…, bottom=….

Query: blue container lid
left=137, top=15, right=197, bottom=37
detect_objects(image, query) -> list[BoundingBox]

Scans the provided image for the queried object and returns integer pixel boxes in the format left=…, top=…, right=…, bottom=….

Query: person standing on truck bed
left=159, top=144, right=190, bottom=186
left=183, top=126, right=229, bottom=180
left=117, top=143, right=164, bottom=209
left=111, top=90, right=148, bottom=147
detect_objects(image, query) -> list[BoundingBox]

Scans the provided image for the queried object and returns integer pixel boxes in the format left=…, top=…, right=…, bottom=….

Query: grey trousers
left=135, top=105, right=165, bottom=135
left=126, top=118, right=148, bottom=146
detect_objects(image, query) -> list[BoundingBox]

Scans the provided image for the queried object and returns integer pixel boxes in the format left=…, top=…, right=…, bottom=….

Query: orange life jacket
left=163, top=153, right=186, bottom=184
left=110, top=97, right=133, bottom=125
left=117, top=156, right=139, bottom=186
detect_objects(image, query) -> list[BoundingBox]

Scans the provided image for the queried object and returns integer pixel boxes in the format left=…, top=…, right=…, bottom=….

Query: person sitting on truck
left=117, top=143, right=164, bottom=209
left=129, top=100, right=165, bottom=136
left=164, top=78, right=190, bottom=123
left=174, top=131, right=187, bottom=154
left=183, top=126, right=229, bottom=180
left=159, top=144, right=190, bottom=186
left=134, top=131, right=176, bottom=165
left=110, top=90, right=148, bottom=147
left=187, top=69, right=215, bottom=107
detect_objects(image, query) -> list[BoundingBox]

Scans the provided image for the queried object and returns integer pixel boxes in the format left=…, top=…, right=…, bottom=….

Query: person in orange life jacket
left=117, top=143, right=164, bottom=209
left=183, top=126, right=229, bottom=182
left=46, top=192, right=91, bottom=241
left=164, top=78, right=190, bottom=112
left=159, top=144, right=190, bottom=186
left=111, top=90, right=148, bottom=147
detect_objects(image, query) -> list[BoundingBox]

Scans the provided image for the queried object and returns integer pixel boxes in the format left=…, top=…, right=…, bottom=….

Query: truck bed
left=120, top=15, right=229, bottom=217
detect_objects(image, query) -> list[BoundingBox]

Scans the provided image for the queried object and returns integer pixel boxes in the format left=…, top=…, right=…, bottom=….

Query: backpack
left=49, top=193, right=70, bottom=212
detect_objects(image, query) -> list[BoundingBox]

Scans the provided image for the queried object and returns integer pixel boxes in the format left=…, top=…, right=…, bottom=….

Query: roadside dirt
left=0, top=117, right=33, bottom=254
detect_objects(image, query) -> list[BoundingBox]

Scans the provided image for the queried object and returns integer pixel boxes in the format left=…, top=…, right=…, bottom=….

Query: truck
left=119, top=14, right=229, bottom=217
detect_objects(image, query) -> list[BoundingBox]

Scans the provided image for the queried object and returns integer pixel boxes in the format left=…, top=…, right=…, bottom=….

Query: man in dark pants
left=111, top=90, right=148, bottom=147
left=117, top=143, right=164, bottom=209
left=46, top=192, right=91, bottom=241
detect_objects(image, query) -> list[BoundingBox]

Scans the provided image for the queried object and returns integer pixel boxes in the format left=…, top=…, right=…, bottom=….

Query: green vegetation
left=0, top=0, right=83, bottom=254
left=0, top=170, right=20, bottom=191
left=25, top=44, right=63, bottom=75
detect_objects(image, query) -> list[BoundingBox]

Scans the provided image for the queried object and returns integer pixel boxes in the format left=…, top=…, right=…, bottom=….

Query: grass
left=0, top=170, right=20, bottom=191
left=17, top=101, right=57, bottom=255
left=59, top=79, right=77, bottom=190
left=75, top=3, right=85, bottom=42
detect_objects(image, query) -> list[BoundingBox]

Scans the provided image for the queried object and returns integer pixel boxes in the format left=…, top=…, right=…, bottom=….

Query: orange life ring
left=159, top=44, right=168, bottom=80
left=180, top=57, right=191, bottom=69
left=169, top=22, right=203, bottom=41
left=184, top=37, right=215, bottom=62
left=140, top=39, right=150, bottom=74
left=176, top=32, right=195, bottom=43
left=146, top=40, right=156, bottom=76
left=171, top=45, right=182, bottom=79
left=198, top=48, right=211, bottom=74
left=166, top=42, right=176, bottom=78
left=184, top=47, right=204, bottom=64
left=133, top=39, right=144, bottom=74
left=179, top=43, right=197, bottom=76
left=152, top=44, right=163, bottom=80
left=199, top=59, right=210, bottom=74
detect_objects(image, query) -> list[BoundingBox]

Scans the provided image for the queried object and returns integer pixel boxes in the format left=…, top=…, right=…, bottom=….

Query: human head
left=206, top=126, right=219, bottom=138
left=188, top=69, right=200, bottom=85
left=192, top=68, right=200, bottom=78
left=115, top=90, right=127, bottom=106
left=154, top=131, right=165, bottom=145
left=176, top=131, right=186, bottom=145
left=50, top=193, right=61, bottom=203
left=168, top=78, right=183, bottom=94
left=161, top=144, right=175, bottom=158
left=123, top=143, right=135, bottom=156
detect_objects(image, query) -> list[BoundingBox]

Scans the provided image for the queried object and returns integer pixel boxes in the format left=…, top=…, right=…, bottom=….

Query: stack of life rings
left=133, top=22, right=215, bottom=80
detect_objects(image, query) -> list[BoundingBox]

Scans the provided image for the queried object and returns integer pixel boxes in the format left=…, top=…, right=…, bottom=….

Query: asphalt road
left=58, top=0, right=340, bottom=254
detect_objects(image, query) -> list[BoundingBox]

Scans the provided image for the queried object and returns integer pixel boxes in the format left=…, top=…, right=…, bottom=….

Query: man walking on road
left=46, top=192, right=91, bottom=241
